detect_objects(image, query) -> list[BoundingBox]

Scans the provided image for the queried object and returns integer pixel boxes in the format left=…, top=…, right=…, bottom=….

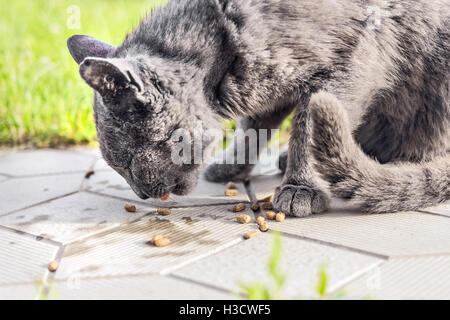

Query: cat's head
left=67, top=35, right=218, bottom=199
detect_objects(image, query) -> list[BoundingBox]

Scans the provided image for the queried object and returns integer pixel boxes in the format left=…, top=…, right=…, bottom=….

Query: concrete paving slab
left=54, top=275, right=232, bottom=300
left=0, top=149, right=95, bottom=177
left=0, top=227, right=61, bottom=286
left=55, top=207, right=253, bottom=280
left=0, top=147, right=447, bottom=299
left=421, top=202, right=450, bottom=217
left=268, top=211, right=450, bottom=257
left=0, top=173, right=85, bottom=215
left=343, top=256, right=450, bottom=299
left=69, top=147, right=102, bottom=159
left=92, top=158, right=112, bottom=171
left=172, top=232, right=382, bottom=298
left=249, top=174, right=283, bottom=201
left=0, top=192, right=156, bottom=244
left=84, top=170, right=249, bottom=207
left=0, top=283, right=40, bottom=300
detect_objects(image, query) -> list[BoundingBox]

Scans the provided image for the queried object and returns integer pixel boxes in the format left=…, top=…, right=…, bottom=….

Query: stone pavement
left=0, top=148, right=449, bottom=300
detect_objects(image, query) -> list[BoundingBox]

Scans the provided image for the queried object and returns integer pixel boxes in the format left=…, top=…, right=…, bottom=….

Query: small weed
left=239, top=232, right=348, bottom=300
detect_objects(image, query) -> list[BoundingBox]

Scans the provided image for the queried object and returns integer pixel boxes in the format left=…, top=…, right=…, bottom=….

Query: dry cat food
left=151, top=234, right=164, bottom=244
left=84, top=169, right=95, bottom=179
left=233, top=203, right=246, bottom=212
left=266, top=211, right=276, bottom=220
left=157, top=208, right=171, bottom=216
left=236, top=214, right=251, bottom=224
left=226, top=181, right=237, bottom=189
left=225, top=189, right=238, bottom=197
left=262, top=194, right=274, bottom=202
left=244, top=230, right=259, bottom=239
left=154, top=238, right=171, bottom=247
left=275, top=213, right=286, bottom=222
left=256, top=216, right=266, bottom=226
left=259, top=221, right=269, bottom=232
left=251, top=203, right=260, bottom=211
left=151, top=234, right=170, bottom=247
left=261, top=202, right=273, bottom=210
left=124, top=204, right=137, bottom=213
left=48, top=260, right=59, bottom=272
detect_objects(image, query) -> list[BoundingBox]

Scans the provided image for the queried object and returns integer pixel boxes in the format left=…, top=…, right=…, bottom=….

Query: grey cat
left=67, top=0, right=449, bottom=216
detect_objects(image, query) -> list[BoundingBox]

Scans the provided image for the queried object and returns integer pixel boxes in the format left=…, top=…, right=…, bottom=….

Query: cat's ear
left=79, top=57, right=144, bottom=101
left=67, top=35, right=116, bottom=64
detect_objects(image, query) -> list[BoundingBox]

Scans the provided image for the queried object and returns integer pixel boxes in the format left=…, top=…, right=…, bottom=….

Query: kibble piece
left=244, top=230, right=259, bottom=239
left=275, top=213, right=286, bottom=222
left=84, top=169, right=95, bottom=179
left=233, top=203, right=246, bottom=213
left=266, top=211, right=276, bottom=220
left=256, top=216, right=266, bottom=226
left=154, top=237, right=171, bottom=247
left=48, top=261, right=59, bottom=272
left=261, top=202, right=273, bottom=210
left=259, top=221, right=269, bottom=232
left=226, top=182, right=237, bottom=189
left=251, top=203, right=260, bottom=211
left=151, top=234, right=164, bottom=245
left=236, top=214, right=251, bottom=224
left=225, top=189, right=238, bottom=197
left=157, top=208, right=171, bottom=216
left=124, top=204, right=136, bottom=213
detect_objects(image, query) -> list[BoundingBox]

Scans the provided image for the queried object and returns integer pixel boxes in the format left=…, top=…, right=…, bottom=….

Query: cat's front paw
left=203, top=162, right=255, bottom=183
left=273, top=184, right=329, bottom=217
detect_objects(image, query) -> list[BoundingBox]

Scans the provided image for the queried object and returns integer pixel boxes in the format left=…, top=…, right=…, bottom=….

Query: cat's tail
left=309, top=92, right=450, bottom=213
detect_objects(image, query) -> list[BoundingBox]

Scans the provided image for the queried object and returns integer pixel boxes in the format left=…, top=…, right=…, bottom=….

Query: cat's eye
left=105, top=75, right=114, bottom=83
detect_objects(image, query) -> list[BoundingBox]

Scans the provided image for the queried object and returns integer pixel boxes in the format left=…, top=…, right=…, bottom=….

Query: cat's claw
left=273, top=184, right=330, bottom=217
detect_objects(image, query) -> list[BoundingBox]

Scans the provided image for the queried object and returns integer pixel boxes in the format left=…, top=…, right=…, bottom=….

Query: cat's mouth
left=130, top=183, right=187, bottom=200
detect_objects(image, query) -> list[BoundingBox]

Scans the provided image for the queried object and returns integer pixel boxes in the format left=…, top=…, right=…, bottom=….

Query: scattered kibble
left=251, top=203, right=260, bottom=211
left=266, top=211, right=276, bottom=220
left=256, top=216, right=266, bottom=226
left=48, top=260, right=59, bottom=272
left=151, top=234, right=164, bottom=245
left=276, top=213, right=286, bottom=222
left=154, top=237, right=171, bottom=247
left=225, top=189, right=238, bottom=197
left=236, top=214, right=251, bottom=224
left=259, top=221, right=269, bottom=232
left=124, top=204, right=136, bottom=213
left=157, top=208, right=171, bottom=216
left=226, top=182, right=237, bottom=189
left=262, top=194, right=273, bottom=202
left=261, top=202, right=273, bottom=210
left=233, top=203, right=246, bottom=212
left=244, top=230, right=259, bottom=239
left=84, top=169, right=95, bottom=179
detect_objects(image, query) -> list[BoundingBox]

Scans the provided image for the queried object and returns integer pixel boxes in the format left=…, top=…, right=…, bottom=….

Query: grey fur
left=67, top=0, right=449, bottom=214
left=310, top=92, right=450, bottom=213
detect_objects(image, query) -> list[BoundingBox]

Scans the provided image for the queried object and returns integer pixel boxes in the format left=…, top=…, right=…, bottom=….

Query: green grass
left=0, top=0, right=168, bottom=147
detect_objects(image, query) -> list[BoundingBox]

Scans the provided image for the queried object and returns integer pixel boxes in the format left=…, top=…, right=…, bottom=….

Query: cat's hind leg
left=204, top=104, right=294, bottom=182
